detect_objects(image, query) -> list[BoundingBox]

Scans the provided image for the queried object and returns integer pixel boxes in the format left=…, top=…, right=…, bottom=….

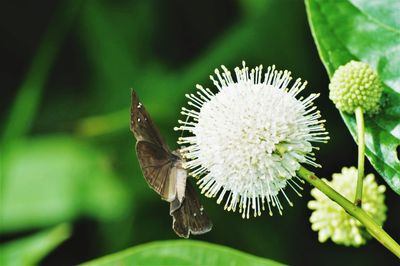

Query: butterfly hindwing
left=136, top=141, right=181, bottom=202
left=171, top=182, right=213, bottom=238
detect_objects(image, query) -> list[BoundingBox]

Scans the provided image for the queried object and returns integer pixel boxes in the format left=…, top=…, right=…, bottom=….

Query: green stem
left=297, top=166, right=400, bottom=258
left=75, top=108, right=129, bottom=137
left=354, top=107, right=365, bottom=207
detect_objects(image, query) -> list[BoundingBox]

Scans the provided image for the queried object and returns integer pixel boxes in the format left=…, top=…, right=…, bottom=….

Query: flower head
left=329, top=60, right=383, bottom=114
left=308, top=167, right=387, bottom=246
left=175, top=62, right=329, bottom=218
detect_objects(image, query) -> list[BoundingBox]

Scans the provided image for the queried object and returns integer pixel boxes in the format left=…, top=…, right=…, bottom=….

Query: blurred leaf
left=81, top=240, right=286, bottom=266
left=2, top=0, right=82, bottom=142
left=79, top=0, right=154, bottom=112
left=0, top=136, right=130, bottom=233
left=0, top=224, right=71, bottom=266
left=239, top=0, right=272, bottom=17
left=77, top=0, right=313, bottom=139
left=305, top=0, right=400, bottom=194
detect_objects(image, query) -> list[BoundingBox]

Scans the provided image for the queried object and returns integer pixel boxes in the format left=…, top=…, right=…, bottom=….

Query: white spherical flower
left=175, top=62, right=329, bottom=218
left=308, top=167, right=387, bottom=246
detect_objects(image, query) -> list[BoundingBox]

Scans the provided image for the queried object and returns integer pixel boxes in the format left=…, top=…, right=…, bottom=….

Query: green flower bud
left=308, top=167, right=387, bottom=247
left=329, top=61, right=383, bottom=114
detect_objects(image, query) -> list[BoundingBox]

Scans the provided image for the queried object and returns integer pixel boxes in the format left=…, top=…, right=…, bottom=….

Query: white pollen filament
left=175, top=62, right=329, bottom=218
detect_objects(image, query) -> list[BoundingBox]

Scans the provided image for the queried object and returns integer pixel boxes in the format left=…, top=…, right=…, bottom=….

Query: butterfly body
left=130, top=90, right=212, bottom=238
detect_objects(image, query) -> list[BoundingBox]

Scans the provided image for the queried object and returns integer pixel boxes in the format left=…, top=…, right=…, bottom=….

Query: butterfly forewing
left=171, top=182, right=213, bottom=238
left=130, top=91, right=169, bottom=151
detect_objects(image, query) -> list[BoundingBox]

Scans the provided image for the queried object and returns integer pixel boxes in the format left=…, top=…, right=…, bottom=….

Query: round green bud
left=329, top=60, right=383, bottom=114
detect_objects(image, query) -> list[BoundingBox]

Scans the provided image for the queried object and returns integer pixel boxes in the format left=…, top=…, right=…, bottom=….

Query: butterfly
left=130, top=90, right=212, bottom=238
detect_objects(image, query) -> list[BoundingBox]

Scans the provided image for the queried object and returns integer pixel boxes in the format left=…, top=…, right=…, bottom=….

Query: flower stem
left=75, top=108, right=128, bottom=137
left=297, top=166, right=400, bottom=258
left=355, top=106, right=365, bottom=207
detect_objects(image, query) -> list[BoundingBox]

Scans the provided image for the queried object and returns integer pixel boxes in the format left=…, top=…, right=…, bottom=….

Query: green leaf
left=305, top=0, right=400, bottom=194
left=81, top=240, right=286, bottom=266
left=0, top=224, right=71, bottom=266
left=0, top=136, right=130, bottom=233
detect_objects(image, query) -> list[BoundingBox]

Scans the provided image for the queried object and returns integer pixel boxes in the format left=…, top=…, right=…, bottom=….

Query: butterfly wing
left=136, top=141, right=174, bottom=201
left=131, top=90, right=186, bottom=202
left=131, top=90, right=212, bottom=237
left=130, top=90, right=169, bottom=151
left=170, top=182, right=213, bottom=238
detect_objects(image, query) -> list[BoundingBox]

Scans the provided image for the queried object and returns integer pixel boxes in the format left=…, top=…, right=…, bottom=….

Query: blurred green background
left=1, top=0, right=399, bottom=265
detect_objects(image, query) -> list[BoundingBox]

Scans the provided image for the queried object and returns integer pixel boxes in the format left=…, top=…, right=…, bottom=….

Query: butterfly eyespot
left=137, top=118, right=141, bottom=122
left=137, top=103, right=142, bottom=108
left=193, top=213, right=197, bottom=217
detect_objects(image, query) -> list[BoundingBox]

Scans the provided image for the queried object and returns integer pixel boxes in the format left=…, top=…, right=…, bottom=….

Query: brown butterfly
left=130, top=90, right=212, bottom=238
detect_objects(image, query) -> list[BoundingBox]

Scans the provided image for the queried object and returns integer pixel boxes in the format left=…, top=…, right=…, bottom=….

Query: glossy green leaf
left=0, top=224, right=71, bottom=266
left=305, top=0, right=400, bottom=194
left=0, top=136, right=130, bottom=233
left=81, top=240, right=286, bottom=266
